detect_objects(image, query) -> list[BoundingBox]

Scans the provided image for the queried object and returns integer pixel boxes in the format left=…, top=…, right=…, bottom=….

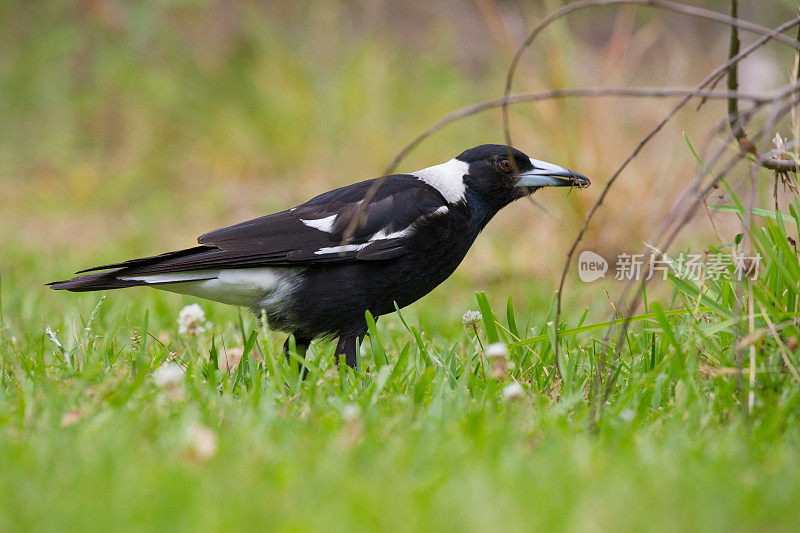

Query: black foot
left=335, top=329, right=367, bottom=370
left=283, top=334, right=312, bottom=379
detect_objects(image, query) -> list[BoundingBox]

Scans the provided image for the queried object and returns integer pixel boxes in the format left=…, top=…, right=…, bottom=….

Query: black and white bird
left=50, top=144, right=589, bottom=368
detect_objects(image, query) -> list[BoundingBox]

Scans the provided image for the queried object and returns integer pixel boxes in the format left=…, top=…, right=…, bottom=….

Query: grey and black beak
left=516, top=158, right=590, bottom=188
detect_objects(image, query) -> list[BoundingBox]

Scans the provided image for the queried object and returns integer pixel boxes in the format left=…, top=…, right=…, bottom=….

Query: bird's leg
left=283, top=334, right=312, bottom=377
left=335, top=329, right=368, bottom=370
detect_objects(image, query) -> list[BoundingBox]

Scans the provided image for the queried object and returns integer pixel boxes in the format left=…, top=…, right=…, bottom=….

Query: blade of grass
left=365, top=311, right=388, bottom=369
left=509, top=307, right=710, bottom=349
left=476, top=292, right=499, bottom=344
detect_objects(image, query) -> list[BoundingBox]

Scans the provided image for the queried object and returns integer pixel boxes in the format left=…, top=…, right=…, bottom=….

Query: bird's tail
left=47, top=270, right=147, bottom=292
left=48, top=245, right=216, bottom=292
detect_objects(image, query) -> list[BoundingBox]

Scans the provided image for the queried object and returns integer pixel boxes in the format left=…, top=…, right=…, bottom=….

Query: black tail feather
left=47, top=270, right=146, bottom=292
left=49, top=246, right=217, bottom=292
left=74, top=246, right=212, bottom=274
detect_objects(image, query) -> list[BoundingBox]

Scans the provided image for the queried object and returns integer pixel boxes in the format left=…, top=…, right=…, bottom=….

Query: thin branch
left=388, top=88, right=775, bottom=173
left=598, top=92, right=800, bottom=413
left=796, top=20, right=800, bottom=82
left=341, top=86, right=783, bottom=243
left=333, top=1, right=800, bottom=402
left=551, top=20, right=800, bottom=387
left=728, top=0, right=746, bottom=141
left=698, top=17, right=800, bottom=111
left=345, top=0, right=800, bottom=247
left=724, top=0, right=800, bottom=172
left=502, top=0, right=800, bottom=147
left=499, top=2, right=800, bottom=383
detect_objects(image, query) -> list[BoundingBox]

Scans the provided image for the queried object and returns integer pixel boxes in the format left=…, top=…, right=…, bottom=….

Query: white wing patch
left=315, top=243, right=370, bottom=255
left=366, top=204, right=447, bottom=243
left=300, top=214, right=337, bottom=233
left=412, top=158, right=469, bottom=204
left=314, top=225, right=413, bottom=255
left=370, top=227, right=412, bottom=241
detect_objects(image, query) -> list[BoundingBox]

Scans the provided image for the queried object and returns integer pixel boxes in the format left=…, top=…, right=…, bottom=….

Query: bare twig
left=748, top=285, right=756, bottom=412
left=727, top=0, right=746, bottom=142
left=498, top=0, right=800, bottom=383
left=758, top=301, right=800, bottom=383
left=346, top=1, right=800, bottom=406
left=387, top=88, right=775, bottom=173
left=724, top=0, right=800, bottom=173
left=697, top=17, right=800, bottom=111
left=347, top=1, right=800, bottom=246
left=502, top=0, right=800, bottom=147
left=598, top=91, right=800, bottom=413
left=341, top=87, right=783, bottom=244
left=551, top=20, right=800, bottom=388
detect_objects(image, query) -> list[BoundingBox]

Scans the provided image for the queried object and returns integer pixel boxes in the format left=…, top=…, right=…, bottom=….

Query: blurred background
left=2, top=0, right=798, bottom=335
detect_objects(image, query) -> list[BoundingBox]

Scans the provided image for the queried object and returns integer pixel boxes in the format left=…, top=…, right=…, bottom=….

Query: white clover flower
left=502, top=381, right=524, bottom=402
left=487, top=342, right=510, bottom=379
left=153, top=362, right=185, bottom=388
left=486, top=342, right=509, bottom=359
left=619, top=408, right=635, bottom=422
left=462, top=310, right=482, bottom=329
left=341, top=403, right=361, bottom=423
left=185, top=423, right=218, bottom=461
left=177, top=303, right=210, bottom=335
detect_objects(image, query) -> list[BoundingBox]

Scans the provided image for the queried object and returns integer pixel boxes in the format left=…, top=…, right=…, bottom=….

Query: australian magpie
left=49, top=144, right=589, bottom=369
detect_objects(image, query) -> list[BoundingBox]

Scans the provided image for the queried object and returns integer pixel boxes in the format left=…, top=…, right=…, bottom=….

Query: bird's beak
left=515, top=158, right=590, bottom=188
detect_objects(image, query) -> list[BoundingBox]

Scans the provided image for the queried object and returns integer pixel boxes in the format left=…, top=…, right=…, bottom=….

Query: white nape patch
left=314, top=243, right=369, bottom=255
left=370, top=227, right=412, bottom=241
left=138, top=268, right=300, bottom=308
left=431, top=206, right=449, bottom=216
left=300, top=214, right=337, bottom=233
left=412, top=158, right=469, bottom=204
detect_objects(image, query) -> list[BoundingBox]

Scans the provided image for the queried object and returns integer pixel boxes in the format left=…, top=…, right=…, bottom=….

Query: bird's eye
left=499, top=159, right=513, bottom=171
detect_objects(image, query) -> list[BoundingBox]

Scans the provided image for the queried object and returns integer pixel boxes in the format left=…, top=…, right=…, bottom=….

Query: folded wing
left=71, top=175, right=448, bottom=278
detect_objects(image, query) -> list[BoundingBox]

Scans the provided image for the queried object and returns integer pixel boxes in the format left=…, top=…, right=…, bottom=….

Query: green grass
left=4, top=1, right=800, bottom=530
left=3, top=186, right=800, bottom=531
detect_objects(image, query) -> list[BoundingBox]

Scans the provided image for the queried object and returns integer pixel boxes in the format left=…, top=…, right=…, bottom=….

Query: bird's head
left=455, top=144, right=590, bottom=210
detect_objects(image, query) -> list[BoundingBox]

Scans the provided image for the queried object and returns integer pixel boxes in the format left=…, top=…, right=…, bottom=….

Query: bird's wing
left=77, top=175, right=448, bottom=276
